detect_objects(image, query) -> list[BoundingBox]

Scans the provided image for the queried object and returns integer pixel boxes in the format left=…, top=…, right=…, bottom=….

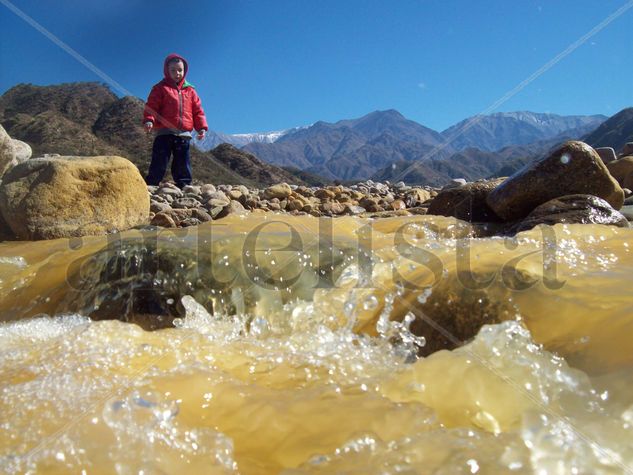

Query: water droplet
left=250, top=316, right=270, bottom=338
left=363, top=295, right=379, bottom=311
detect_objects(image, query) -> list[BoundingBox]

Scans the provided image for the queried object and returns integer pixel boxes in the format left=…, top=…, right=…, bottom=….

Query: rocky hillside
left=583, top=107, right=633, bottom=153
left=0, top=82, right=308, bottom=187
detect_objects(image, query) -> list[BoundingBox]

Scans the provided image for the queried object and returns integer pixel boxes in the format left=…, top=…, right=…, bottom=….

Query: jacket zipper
left=177, top=89, right=183, bottom=130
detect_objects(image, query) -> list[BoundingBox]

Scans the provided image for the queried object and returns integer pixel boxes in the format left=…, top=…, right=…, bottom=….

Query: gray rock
left=217, top=200, right=248, bottom=219
left=202, top=190, right=229, bottom=204
left=235, top=185, right=249, bottom=196
left=182, top=185, right=201, bottom=195
left=442, top=178, right=467, bottom=190
left=620, top=205, right=633, bottom=221
left=200, top=183, right=216, bottom=194
left=192, top=208, right=212, bottom=222
left=157, top=186, right=183, bottom=198
left=205, top=198, right=231, bottom=209
left=12, top=139, right=31, bottom=162
left=595, top=147, right=617, bottom=164
left=150, top=201, right=172, bottom=214
left=0, top=124, right=16, bottom=177
left=344, top=205, right=366, bottom=215
left=172, top=197, right=202, bottom=209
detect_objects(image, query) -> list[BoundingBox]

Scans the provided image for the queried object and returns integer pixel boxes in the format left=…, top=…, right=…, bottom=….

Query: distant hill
left=441, top=111, right=606, bottom=152
left=372, top=147, right=524, bottom=186
left=583, top=107, right=633, bottom=153
left=0, top=82, right=310, bottom=187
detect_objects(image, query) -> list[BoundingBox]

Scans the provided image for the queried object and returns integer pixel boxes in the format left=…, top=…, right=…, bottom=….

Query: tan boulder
left=314, top=188, right=336, bottom=200
left=606, top=156, right=633, bottom=190
left=390, top=199, right=406, bottom=210
left=622, top=143, right=633, bottom=156
left=486, top=141, right=624, bottom=221
left=0, top=156, right=150, bottom=240
left=263, top=183, right=292, bottom=200
left=151, top=211, right=177, bottom=228
left=404, top=188, right=432, bottom=207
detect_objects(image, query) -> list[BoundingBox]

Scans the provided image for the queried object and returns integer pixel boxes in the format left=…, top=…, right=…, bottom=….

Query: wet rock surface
left=510, top=194, right=630, bottom=234
left=487, top=141, right=624, bottom=221
left=427, top=178, right=504, bottom=223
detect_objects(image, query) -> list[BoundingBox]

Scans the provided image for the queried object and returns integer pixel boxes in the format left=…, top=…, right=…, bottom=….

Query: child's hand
left=197, top=129, right=206, bottom=140
left=144, top=122, right=153, bottom=134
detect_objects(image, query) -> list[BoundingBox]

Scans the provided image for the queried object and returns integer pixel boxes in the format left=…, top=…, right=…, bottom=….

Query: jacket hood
left=163, top=53, right=189, bottom=87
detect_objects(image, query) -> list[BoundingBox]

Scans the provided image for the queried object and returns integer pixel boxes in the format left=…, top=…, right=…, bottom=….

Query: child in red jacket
left=143, top=53, right=208, bottom=188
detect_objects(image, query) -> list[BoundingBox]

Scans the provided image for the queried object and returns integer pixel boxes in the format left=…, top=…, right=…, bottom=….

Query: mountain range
left=1, top=82, right=630, bottom=187
left=233, top=109, right=606, bottom=183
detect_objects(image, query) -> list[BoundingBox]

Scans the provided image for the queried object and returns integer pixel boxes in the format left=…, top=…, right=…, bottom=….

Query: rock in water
left=606, top=156, right=633, bottom=190
left=487, top=141, right=624, bottom=221
left=427, top=178, right=504, bottom=222
left=0, top=155, right=149, bottom=240
left=511, top=194, right=629, bottom=234
left=0, top=124, right=16, bottom=177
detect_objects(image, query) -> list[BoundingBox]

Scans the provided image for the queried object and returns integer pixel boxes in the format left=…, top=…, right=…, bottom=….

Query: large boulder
left=510, top=194, right=629, bottom=234
left=0, top=124, right=16, bottom=177
left=427, top=178, right=504, bottom=222
left=606, top=156, right=633, bottom=190
left=487, top=141, right=624, bottom=221
left=0, top=155, right=149, bottom=240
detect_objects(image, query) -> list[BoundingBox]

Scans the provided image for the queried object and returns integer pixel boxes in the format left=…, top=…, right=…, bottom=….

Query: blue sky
left=1, top=0, right=632, bottom=133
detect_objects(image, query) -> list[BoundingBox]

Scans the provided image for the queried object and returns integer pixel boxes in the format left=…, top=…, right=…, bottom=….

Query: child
left=143, top=53, right=208, bottom=188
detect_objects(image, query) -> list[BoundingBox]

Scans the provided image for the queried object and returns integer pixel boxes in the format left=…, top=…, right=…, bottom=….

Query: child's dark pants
left=145, top=134, right=192, bottom=188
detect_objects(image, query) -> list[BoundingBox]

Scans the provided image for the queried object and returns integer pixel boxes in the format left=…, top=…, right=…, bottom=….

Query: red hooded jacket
left=143, top=53, right=208, bottom=132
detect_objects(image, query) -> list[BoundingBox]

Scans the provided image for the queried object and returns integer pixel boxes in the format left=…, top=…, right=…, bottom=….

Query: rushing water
left=1, top=214, right=632, bottom=474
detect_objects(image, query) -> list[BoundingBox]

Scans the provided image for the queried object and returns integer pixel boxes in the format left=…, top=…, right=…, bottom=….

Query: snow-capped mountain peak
left=194, top=126, right=309, bottom=151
